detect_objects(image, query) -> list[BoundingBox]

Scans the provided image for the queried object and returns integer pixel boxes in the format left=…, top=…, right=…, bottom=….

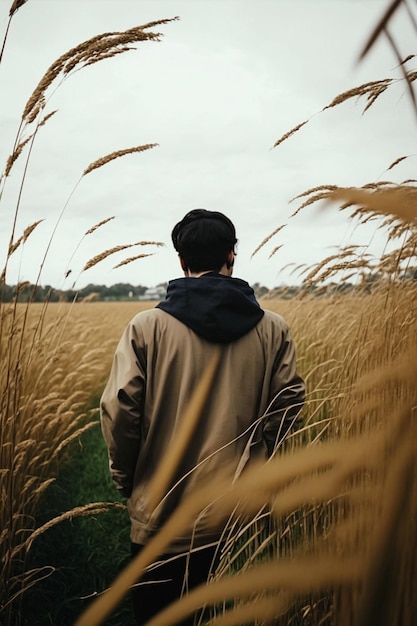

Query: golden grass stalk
left=85, top=217, right=115, bottom=235
left=205, top=592, right=293, bottom=626
left=355, top=426, right=415, bottom=626
left=83, top=47, right=133, bottom=69
left=0, top=304, right=129, bottom=620
left=62, top=217, right=117, bottom=284
left=272, top=120, right=308, bottom=148
left=326, top=186, right=417, bottom=221
left=1, top=108, right=53, bottom=181
left=82, top=143, right=158, bottom=176
left=82, top=241, right=163, bottom=271
left=251, top=224, right=286, bottom=258
left=7, top=220, right=44, bottom=257
left=366, top=7, right=417, bottom=117
left=147, top=556, right=361, bottom=626
left=289, top=185, right=338, bottom=217
left=268, top=244, right=283, bottom=259
left=113, top=253, right=154, bottom=268
left=359, top=0, right=402, bottom=60
left=21, top=19, right=178, bottom=123
left=323, top=78, right=393, bottom=112
left=38, top=109, right=57, bottom=127
left=9, top=0, right=29, bottom=18
left=52, top=419, right=98, bottom=457
left=4, top=135, right=32, bottom=177
left=387, top=153, right=408, bottom=171
left=18, top=502, right=126, bottom=556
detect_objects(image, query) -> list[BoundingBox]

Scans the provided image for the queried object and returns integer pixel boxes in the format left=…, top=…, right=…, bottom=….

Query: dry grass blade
left=356, top=425, right=415, bottom=626
left=82, top=241, right=161, bottom=271
left=9, top=0, right=29, bottom=17
left=251, top=225, right=286, bottom=258
left=83, top=245, right=137, bottom=271
left=387, top=156, right=408, bottom=170
left=404, top=2, right=417, bottom=34
left=21, top=18, right=178, bottom=122
left=272, top=120, right=308, bottom=148
left=130, top=241, right=164, bottom=247
left=326, top=186, right=417, bottom=221
left=323, top=79, right=393, bottom=111
left=292, top=184, right=338, bottom=201
left=359, top=0, right=402, bottom=60
left=38, top=109, right=57, bottom=128
left=363, top=83, right=390, bottom=112
left=290, top=188, right=335, bottom=217
left=268, top=244, right=283, bottom=259
left=82, top=144, right=158, bottom=175
left=0, top=20, right=11, bottom=66
left=83, top=47, right=134, bottom=69
left=3, top=110, right=55, bottom=181
left=5, top=136, right=32, bottom=177
left=137, top=17, right=180, bottom=31
left=53, top=420, right=98, bottom=457
left=400, top=54, right=416, bottom=66
left=384, top=27, right=417, bottom=117
left=145, top=556, right=361, bottom=626
left=406, top=69, right=417, bottom=83
left=206, top=593, right=292, bottom=626
left=85, top=217, right=115, bottom=235
left=113, top=253, right=154, bottom=268
left=18, top=502, right=126, bottom=555
left=7, top=220, right=44, bottom=257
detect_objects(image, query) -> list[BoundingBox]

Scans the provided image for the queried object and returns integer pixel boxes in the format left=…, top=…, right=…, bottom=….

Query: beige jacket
left=101, top=292, right=305, bottom=551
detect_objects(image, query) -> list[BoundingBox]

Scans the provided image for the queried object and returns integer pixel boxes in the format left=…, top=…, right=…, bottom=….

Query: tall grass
left=3, top=287, right=416, bottom=625
left=0, top=302, right=142, bottom=624
left=1, top=1, right=416, bottom=625
left=21, top=412, right=132, bottom=626
left=0, top=3, right=175, bottom=622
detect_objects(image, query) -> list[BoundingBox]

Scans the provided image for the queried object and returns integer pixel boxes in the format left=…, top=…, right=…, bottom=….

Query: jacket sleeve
left=262, top=323, right=305, bottom=456
left=100, top=322, right=145, bottom=498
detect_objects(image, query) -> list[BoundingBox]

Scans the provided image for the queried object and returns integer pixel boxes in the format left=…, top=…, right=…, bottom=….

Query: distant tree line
left=0, top=282, right=164, bottom=303
left=1, top=281, right=274, bottom=303
left=1, top=270, right=416, bottom=303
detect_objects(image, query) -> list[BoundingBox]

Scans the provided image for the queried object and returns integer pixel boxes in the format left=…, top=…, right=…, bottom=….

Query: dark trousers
left=130, top=542, right=219, bottom=626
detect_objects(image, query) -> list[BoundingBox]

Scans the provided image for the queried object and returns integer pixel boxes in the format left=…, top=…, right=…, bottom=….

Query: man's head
left=172, top=209, right=237, bottom=274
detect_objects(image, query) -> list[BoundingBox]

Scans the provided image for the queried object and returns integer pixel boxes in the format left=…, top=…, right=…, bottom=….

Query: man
left=100, top=209, right=305, bottom=625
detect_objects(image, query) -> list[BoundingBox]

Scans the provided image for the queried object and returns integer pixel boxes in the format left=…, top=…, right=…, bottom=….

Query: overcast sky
left=0, top=0, right=416, bottom=290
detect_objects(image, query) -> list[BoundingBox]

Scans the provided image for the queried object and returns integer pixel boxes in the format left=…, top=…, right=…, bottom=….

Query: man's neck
left=185, top=265, right=232, bottom=278
left=187, top=270, right=214, bottom=278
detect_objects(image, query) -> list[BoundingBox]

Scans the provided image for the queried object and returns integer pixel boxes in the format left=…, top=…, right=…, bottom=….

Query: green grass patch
left=22, top=420, right=134, bottom=626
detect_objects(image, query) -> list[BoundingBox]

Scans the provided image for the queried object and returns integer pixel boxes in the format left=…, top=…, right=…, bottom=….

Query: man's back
left=101, top=274, right=304, bottom=550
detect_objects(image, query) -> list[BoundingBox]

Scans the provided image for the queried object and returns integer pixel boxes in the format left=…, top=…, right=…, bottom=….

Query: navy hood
left=156, top=273, right=264, bottom=343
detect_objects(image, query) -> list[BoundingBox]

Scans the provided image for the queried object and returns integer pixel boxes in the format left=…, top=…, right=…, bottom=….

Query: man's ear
left=226, top=250, right=235, bottom=269
left=179, top=256, right=188, bottom=273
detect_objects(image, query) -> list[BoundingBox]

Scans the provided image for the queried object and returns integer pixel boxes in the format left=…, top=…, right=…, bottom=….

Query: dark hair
left=172, top=209, right=237, bottom=273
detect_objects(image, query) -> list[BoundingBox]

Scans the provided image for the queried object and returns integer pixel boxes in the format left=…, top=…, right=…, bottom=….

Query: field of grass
left=1, top=2, right=417, bottom=624
left=1, top=285, right=416, bottom=625
left=0, top=301, right=150, bottom=625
